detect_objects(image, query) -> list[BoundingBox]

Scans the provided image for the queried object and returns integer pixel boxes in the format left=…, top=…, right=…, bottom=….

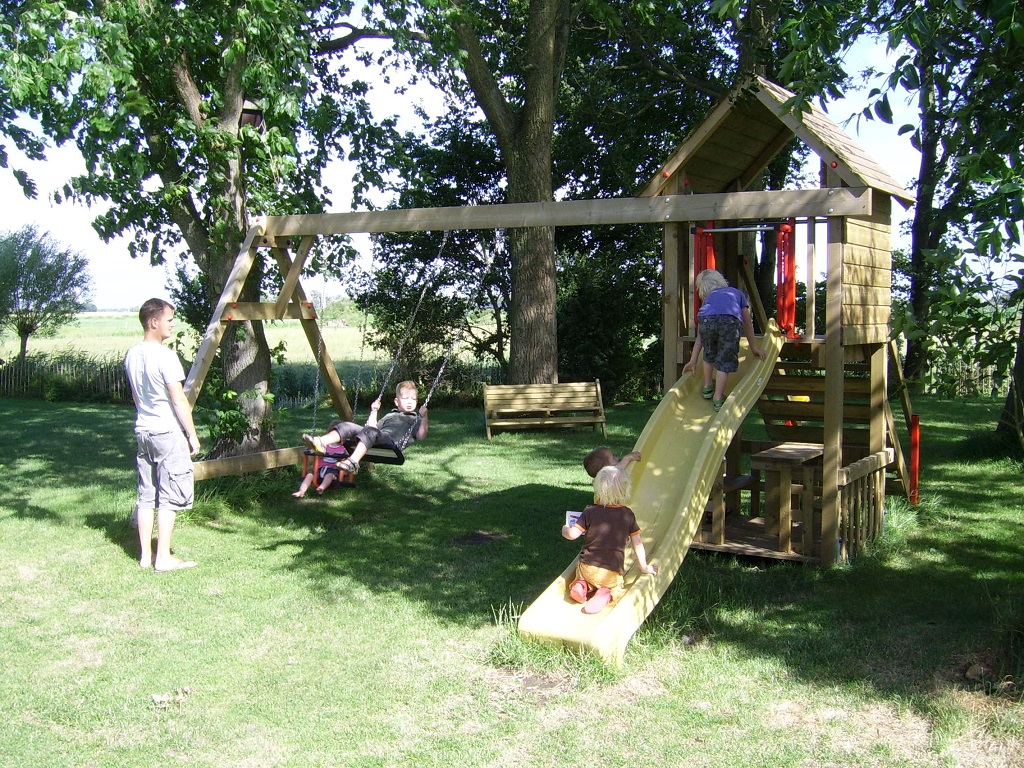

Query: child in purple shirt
left=683, top=269, right=765, bottom=411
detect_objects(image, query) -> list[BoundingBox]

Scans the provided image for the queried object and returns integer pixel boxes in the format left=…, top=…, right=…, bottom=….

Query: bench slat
left=484, top=380, right=606, bottom=439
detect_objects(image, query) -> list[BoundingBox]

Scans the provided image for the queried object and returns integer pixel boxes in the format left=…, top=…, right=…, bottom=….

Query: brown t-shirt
left=575, top=503, right=640, bottom=573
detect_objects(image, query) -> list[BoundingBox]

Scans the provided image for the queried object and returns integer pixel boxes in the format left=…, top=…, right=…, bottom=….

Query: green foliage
left=319, top=298, right=365, bottom=327
left=891, top=243, right=1021, bottom=395
left=556, top=237, right=662, bottom=401
left=0, top=225, right=92, bottom=361
left=775, top=0, right=1024, bottom=421
left=0, top=0, right=405, bottom=452
left=794, top=279, right=826, bottom=335
left=350, top=111, right=511, bottom=383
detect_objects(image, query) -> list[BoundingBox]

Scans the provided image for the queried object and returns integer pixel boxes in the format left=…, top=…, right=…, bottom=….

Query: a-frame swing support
left=188, top=222, right=353, bottom=481
left=188, top=187, right=871, bottom=481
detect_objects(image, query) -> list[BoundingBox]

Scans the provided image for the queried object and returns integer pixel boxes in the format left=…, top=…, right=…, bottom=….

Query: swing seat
left=362, top=446, right=406, bottom=465
left=302, top=450, right=357, bottom=488
left=302, top=445, right=405, bottom=481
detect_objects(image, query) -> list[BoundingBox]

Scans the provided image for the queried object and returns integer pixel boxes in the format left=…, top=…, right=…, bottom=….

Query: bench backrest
left=483, top=381, right=602, bottom=414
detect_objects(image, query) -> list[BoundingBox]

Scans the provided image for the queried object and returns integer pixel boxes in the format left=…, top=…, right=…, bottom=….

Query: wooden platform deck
left=691, top=512, right=820, bottom=563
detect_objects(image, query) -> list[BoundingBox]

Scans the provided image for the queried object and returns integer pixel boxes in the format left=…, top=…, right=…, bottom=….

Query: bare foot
left=139, top=558, right=153, bottom=569
left=154, top=557, right=198, bottom=573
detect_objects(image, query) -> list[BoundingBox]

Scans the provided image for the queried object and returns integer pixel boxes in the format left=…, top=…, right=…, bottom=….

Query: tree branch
left=315, top=26, right=425, bottom=56
left=170, top=48, right=205, bottom=127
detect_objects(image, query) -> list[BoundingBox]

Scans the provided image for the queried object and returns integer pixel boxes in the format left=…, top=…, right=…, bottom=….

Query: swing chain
left=374, top=230, right=450, bottom=407
left=310, top=312, right=326, bottom=434
left=395, top=236, right=498, bottom=451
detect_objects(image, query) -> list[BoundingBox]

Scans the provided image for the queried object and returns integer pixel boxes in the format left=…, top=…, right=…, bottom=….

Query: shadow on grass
left=262, top=481, right=584, bottom=626
left=6, top=395, right=1023, bottom=703
left=0, top=399, right=137, bottom=524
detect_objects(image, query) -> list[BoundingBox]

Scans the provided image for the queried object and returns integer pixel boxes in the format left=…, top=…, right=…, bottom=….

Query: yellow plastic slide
left=518, top=321, right=784, bottom=665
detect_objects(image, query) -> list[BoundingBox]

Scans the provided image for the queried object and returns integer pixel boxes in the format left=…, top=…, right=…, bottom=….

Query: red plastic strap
left=776, top=218, right=797, bottom=337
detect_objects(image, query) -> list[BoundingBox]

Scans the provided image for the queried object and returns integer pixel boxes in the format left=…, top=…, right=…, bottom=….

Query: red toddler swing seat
left=301, top=443, right=406, bottom=489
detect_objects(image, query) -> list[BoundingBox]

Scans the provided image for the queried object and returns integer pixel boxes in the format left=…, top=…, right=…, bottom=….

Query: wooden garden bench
left=483, top=380, right=607, bottom=440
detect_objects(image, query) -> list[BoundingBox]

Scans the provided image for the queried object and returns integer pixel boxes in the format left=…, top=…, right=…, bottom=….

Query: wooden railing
left=836, top=448, right=894, bottom=560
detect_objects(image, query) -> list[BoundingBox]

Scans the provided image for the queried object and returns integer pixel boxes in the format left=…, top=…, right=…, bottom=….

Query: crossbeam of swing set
left=691, top=216, right=830, bottom=235
left=254, top=188, right=871, bottom=238
left=692, top=224, right=781, bottom=234
left=188, top=188, right=872, bottom=481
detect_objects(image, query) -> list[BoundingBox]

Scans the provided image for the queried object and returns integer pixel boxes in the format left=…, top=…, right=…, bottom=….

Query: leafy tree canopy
left=0, top=225, right=91, bottom=362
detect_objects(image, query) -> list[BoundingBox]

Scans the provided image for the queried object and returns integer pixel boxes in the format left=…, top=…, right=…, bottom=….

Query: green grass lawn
left=0, top=395, right=1021, bottom=767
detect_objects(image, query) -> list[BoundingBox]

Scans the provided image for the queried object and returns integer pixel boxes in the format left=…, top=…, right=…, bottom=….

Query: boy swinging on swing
left=302, top=380, right=429, bottom=474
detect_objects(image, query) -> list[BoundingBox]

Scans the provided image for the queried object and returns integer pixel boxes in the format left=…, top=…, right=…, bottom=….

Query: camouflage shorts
left=698, top=314, right=742, bottom=373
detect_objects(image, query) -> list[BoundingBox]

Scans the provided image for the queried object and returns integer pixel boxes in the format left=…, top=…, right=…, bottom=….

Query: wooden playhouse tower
left=642, top=76, right=917, bottom=566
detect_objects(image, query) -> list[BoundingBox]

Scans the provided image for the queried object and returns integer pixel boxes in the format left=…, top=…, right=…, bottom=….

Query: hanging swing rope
left=351, top=256, right=375, bottom=418
left=308, top=279, right=328, bottom=433
left=371, top=231, right=450, bottom=407
left=393, top=241, right=498, bottom=452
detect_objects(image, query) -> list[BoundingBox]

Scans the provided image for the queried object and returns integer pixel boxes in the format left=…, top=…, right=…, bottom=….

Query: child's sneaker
left=302, top=434, right=326, bottom=454
left=702, top=386, right=714, bottom=399
left=339, top=458, right=359, bottom=474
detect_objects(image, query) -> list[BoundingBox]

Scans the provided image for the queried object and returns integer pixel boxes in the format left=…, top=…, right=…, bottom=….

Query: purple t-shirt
left=697, top=286, right=748, bottom=320
left=575, top=503, right=640, bottom=573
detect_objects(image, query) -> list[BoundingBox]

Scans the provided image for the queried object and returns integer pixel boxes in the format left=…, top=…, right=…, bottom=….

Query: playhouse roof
left=640, top=75, right=916, bottom=208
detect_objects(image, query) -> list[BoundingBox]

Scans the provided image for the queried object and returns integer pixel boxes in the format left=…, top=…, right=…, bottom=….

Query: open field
left=0, top=312, right=382, bottom=364
left=1, top=393, right=1021, bottom=767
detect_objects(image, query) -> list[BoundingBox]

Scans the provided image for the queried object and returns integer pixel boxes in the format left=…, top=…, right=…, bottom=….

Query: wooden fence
left=0, top=356, right=132, bottom=403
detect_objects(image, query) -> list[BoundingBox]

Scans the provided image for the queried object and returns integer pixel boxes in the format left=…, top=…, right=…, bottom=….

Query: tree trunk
left=452, top=0, right=573, bottom=384
left=146, top=45, right=277, bottom=457
left=506, top=225, right=558, bottom=383
left=904, top=45, right=944, bottom=393
left=996, top=302, right=1024, bottom=450
left=204, top=251, right=276, bottom=458
left=18, top=332, right=28, bottom=363
left=210, top=72, right=276, bottom=456
left=506, top=124, right=558, bottom=383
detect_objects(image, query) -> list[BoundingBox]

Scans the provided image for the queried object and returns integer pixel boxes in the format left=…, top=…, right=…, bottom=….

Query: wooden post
left=777, top=463, right=793, bottom=553
left=184, top=222, right=265, bottom=404
left=801, top=465, right=815, bottom=556
left=711, top=458, right=726, bottom=545
left=661, top=173, right=684, bottom=390
left=820, top=163, right=845, bottom=565
left=806, top=218, right=817, bottom=338
left=869, top=343, right=886, bottom=455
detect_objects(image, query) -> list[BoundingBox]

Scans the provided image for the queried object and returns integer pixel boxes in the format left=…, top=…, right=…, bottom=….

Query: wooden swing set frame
left=186, top=75, right=918, bottom=566
left=186, top=187, right=866, bottom=481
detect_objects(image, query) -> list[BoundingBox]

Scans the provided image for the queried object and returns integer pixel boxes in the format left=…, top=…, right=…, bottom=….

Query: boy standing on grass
left=124, top=298, right=201, bottom=572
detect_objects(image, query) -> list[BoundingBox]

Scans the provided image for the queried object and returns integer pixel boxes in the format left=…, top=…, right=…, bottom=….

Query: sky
left=1, top=38, right=918, bottom=311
